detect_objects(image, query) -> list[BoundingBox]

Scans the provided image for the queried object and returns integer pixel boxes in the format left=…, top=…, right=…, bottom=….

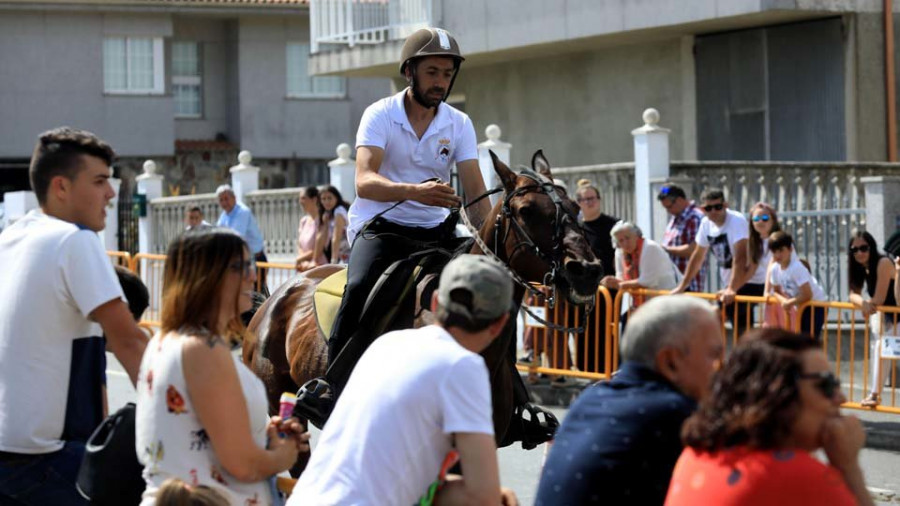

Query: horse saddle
left=312, top=251, right=444, bottom=343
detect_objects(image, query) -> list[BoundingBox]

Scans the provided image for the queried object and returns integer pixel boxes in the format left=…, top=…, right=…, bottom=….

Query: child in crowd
left=766, top=231, right=828, bottom=339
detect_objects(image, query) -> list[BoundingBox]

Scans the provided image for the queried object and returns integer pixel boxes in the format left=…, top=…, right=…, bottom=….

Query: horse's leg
left=480, top=310, right=517, bottom=446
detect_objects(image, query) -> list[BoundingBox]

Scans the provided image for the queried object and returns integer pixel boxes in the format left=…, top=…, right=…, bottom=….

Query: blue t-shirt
left=217, top=201, right=264, bottom=254
left=535, top=362, right=696, bottom=506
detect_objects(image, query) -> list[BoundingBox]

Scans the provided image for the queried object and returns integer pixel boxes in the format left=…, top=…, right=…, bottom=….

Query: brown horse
left=243, top=149, right=602, bottom=449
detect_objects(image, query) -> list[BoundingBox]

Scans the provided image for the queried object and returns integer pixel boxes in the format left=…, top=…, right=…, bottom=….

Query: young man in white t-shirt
left=0, top=127, right=148, bottom=505
left=290, top=255, right=518, bottom=506
left=767, top=231, right=828, bottom=339
left=296, top=27, right=492, bottom=427
left=671, top=188, right=757, bottom=327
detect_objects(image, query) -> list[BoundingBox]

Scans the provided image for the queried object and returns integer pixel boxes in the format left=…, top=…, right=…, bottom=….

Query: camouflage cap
left=438, top=254, right=513, bottom=321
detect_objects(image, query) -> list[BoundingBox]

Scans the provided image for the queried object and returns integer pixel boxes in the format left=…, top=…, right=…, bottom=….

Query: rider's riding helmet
left=399, top=27, right=464, bottom=108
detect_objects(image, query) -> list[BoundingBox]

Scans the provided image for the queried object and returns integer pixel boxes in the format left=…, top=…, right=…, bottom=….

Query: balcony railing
left=310, top=0, right=432, bottom=53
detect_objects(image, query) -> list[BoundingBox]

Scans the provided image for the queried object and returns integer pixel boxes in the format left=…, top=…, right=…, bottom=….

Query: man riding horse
left=294, top=27, right=492, bottom=426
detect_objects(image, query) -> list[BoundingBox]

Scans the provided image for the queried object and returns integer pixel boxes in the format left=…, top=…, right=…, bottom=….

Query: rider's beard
left=412, top=81, right=444, bottom=109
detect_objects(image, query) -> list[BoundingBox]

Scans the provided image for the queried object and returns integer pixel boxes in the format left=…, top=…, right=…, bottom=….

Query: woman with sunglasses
left=847, top=230, right=898, bottom=407
left=666, top=328, right=873, bottom=506
left=136, top=229, right=309, bottom=505
left=744, top=202, right=781, bottom=300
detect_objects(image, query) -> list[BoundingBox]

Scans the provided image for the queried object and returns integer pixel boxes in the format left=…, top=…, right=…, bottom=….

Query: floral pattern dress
left=135, top=331, right=272, bottom=505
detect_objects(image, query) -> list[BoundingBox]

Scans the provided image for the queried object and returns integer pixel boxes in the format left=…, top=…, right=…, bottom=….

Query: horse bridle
left=461, top=168, right=592, bottom=333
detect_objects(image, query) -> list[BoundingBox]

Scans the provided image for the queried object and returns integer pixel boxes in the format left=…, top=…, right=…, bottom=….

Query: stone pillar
left=136, top=160, right=164, bottom=255
left=632, top=108, right=671, bottom=240
left=329, top=143, right=356, bottom=202
left=862, top=176, right=900, bottom=248
left=229, top=150, right=260, bottom=203
left=477, top=124, right=511, bottom=206
left=101, top=171, right=121, bottom=251
left=2, top=191, right=38, bottom=229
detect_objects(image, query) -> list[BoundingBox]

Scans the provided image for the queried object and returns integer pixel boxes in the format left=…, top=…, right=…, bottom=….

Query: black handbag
left=76, top=402, right=145, bottom=505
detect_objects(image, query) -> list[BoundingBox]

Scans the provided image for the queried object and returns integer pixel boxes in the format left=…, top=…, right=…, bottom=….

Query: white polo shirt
left=348, top=88, right=479, bottom=243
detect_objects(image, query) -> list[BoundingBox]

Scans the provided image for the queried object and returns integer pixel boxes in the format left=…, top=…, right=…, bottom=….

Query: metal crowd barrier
left=517, top=285, right=900, bottom=414
left=106, top=251, right=297, bottom=329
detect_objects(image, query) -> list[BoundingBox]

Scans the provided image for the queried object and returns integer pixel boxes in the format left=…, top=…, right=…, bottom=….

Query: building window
left=172, top=41, right=202, bottom=118
left=286, top=42, right=345, bottom=98
left=103, top=37, right=165, bottom=94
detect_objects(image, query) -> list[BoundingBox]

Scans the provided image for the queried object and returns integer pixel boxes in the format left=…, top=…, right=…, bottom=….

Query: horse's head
left=484, top=149, right=603, bottom=305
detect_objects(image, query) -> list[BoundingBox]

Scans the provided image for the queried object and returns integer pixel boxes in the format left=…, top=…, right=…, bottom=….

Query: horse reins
left=460, top=169, right=592, bottom=334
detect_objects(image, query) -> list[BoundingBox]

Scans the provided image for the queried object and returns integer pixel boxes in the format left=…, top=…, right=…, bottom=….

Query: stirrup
left=293, top=378, right=334, bottom=429
left=515, top=403, right=559, bottom=450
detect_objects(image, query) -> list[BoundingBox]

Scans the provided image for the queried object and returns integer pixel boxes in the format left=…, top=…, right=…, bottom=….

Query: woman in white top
left=601, top=221, right=682, bottom=309
left=319, top=185, right=352, bottom=264
left=745, top=202, right=781, bottom=293
left=136, top=229, right=309, bottom=505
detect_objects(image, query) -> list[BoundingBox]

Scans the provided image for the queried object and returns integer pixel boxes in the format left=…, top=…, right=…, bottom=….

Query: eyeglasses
left=576, top=196, right=598, bottom=204
left=752, top=214, right=770, bottom=222
left=228, top=259, right=257, bottom=278
left=703, top=203, right=725, bottom=212
left=797, top=371, right=841, bottom=398
left=849, top=245, right=870, bottom=254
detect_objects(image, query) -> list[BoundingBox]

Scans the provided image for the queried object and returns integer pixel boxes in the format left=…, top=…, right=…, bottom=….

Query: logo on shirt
left=436, top=138, right=452, bottom=163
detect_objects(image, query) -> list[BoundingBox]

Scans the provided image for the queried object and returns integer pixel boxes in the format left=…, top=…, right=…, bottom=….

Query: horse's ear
left=532, top=149, right=552, bottom=179
left=490, top=150, right=517, bottom=191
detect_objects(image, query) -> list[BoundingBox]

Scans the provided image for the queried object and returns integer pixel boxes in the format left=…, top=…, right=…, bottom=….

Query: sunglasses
left=797, top=371, right=841, bottom=398
left=849, top=245, right=870, bottom=254
left=752, top=214, right=770, bottom=222
left=703, top=203, right=725, bottom=212
left=228, top=259, right=257, bottom=278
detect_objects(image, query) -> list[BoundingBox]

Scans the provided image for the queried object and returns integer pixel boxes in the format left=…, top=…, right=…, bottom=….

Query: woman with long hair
left=295, top=186, right=327, bottom=272
left=746, top=202, right=781, bottom=291
left=847, top=230, right=898, bottom=407
left=318, top=185, right=351, bottom=264
left=136, top=229, right=309, bottom=505
left=666, top=329, right=873, bottom=506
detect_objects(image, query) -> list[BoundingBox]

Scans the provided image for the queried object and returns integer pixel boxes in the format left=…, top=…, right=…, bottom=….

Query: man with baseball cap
left=290, top=255, right=518, bottom=505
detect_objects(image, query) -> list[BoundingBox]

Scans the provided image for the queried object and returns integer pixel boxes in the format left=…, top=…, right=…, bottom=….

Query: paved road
left=107, top=353, right=900, bottom=505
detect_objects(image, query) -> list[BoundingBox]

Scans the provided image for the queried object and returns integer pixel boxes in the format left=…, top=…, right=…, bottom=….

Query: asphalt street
left=107, top=353, right=900, bottom=505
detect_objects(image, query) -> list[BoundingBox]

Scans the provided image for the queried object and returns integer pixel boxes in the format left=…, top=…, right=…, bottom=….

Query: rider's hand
left=413, top=180, right=461, bottom=209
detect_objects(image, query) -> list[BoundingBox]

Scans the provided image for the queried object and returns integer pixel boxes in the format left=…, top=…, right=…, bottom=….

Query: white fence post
left=477, top=124, right=511, bottom=206
left=102, top=169, right=121, bottom=251
left=136, top=160, right=164, bottom=255
left=632, top=108, right=671, bottom=241
left=862, top=176, right=900, bottom=248
left=3, top=191, right=38, bottom=229
left=230, top=150, right=260, bottom=203
left=329, top=143, right=357, bottom=202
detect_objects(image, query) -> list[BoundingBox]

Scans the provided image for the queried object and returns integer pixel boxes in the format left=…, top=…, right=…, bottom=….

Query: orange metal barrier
left=256, top=261, right=297, bottom=296
left=106, top=251, right=133, bottom=270
left=516, top=286, right=614, bottom=381
left=132, top=253, right=166, bottom=326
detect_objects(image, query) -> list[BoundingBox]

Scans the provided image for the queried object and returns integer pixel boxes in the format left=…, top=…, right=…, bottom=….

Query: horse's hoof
left=516, top=403, right=559, bottom=450
left=293, top=378, right=334, bottom=429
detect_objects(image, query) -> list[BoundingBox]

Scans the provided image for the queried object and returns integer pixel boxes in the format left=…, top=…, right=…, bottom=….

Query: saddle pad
left=314, top=269, right=348, bottom=342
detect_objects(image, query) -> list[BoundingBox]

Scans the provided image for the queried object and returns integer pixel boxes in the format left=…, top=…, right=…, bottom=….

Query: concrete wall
left=236, top=16, right=390, bottom=159
left=172, top=17, right=230, bottom=141
left=0, top=11, right=175, bottom=158
left=456, top=37, right=693, bottom=168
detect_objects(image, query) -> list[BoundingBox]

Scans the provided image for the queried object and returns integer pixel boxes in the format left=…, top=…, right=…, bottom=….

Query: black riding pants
left=326, top=218, right=453, bottom=390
